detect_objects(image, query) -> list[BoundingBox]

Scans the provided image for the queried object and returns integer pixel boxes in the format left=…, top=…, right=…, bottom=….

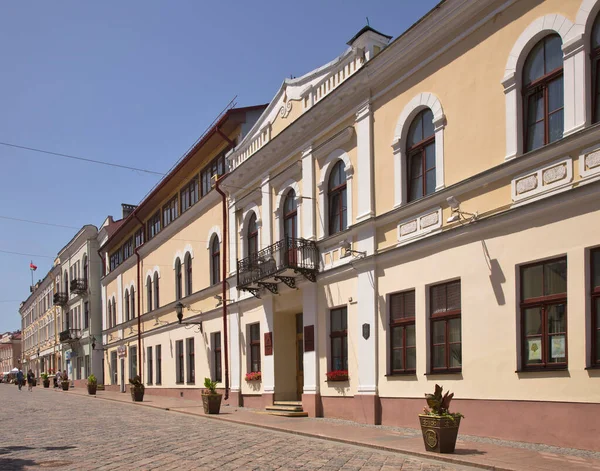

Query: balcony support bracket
left=258, top=282, right=278, bottom=295
left=274, top=276, right=296, bottom=290
left=239, top=287, right=261, bottom=299
left=295, top=268, right=317, bottom=283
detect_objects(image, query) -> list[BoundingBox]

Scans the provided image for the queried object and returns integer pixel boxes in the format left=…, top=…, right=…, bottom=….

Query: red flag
left=29, top=262, right=37, bottom=271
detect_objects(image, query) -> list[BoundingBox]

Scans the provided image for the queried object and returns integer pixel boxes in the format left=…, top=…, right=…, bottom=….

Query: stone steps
left=265, top=400, right=308, bottom=417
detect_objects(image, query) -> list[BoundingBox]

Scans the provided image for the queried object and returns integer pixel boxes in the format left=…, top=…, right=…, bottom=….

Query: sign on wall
left=117, top=345, right=127, bottom=358
left=264, top=332, right=273, bottom=356
left=304, top=325, right=315, bottom=352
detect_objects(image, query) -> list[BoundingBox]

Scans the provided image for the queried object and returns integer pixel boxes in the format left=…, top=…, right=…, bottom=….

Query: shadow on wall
left=482, top=240, right=506, bottom=306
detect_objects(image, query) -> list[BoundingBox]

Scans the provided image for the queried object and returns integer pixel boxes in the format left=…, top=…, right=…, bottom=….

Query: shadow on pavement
left=0, top=457, right=38, bottom=470
left=453, top=448, right=487, bottom=456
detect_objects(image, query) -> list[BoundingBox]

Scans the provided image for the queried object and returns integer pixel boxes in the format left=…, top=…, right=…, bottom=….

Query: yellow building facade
left=100, top=0, right=600, bottom=450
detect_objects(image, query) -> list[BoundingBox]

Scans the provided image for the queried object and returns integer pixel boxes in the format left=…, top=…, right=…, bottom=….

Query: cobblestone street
left=0, top=385, right=477, bottom=471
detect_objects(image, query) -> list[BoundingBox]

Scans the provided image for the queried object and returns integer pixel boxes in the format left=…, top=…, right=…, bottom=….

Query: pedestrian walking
left=26, top=369, right=34, bottom=392
left=16, top=368, right=23, bottom=391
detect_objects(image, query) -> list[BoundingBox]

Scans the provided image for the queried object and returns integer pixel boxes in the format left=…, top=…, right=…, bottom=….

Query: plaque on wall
left=264, top=332, right=273, bottom=356
left=304, top=325, right=315, bottom=352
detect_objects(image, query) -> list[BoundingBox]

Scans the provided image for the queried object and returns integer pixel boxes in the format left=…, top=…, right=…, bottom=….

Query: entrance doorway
left=120, top=358, right=125, bottom=393
left=295, top=313, right=304, bottom=400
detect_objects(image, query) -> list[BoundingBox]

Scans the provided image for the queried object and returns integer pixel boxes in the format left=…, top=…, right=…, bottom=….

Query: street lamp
left=175, top=301, right=203, bottom=333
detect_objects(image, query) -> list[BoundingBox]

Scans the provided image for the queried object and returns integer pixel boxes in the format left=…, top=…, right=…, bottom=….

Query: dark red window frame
left=591, top=249, right=600, bottom=366
left=186, top=337, right=195, bottom=384
left=591, top=15, right=600, bottom=124
left=247, top=214, right=258, bottom=259
left=520, top=257, right=568, bottom=370
left=213, top=332, right=222, bottom=383
left=407, top=109, right=435, bottom=202
left=389, top=290, right=416, bottom=374
left=185, top=253, right=192, bottom=297
left=328, top=161, right=347, bottom=236
left=175, top=258, right=182, bottom=300
left=249, top=323, right=261, bottom=373
left=429, top=280, right=462, bottom=373
left=330, top=307, right=348, bottom=372
left=211, top=237, right=220, bottom=286
left=176, top=340, right=184, bottom=384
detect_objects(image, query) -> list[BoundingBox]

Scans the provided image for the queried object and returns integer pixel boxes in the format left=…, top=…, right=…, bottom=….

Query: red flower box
left=326, top=370, right=349, bottom=382
left=245, top=371, right=262, bottom=382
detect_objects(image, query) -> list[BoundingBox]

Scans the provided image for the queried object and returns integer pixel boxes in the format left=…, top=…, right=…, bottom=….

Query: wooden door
left=295, top=313, right=304, bottom=400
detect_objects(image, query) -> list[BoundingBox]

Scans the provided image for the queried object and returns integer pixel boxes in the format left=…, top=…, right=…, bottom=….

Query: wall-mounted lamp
left=214, top=295, right=233, bottom=308
left=90, top=336, right=107, bottom=351
left=175, top=301, right=203, bottom=333
left=446, top=196, right=478, bottom=224
left=339, top=240, right=366, bottom=259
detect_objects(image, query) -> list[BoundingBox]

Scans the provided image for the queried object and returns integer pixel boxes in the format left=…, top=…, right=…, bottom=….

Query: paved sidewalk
left=47, top=386, right=600, bottom=471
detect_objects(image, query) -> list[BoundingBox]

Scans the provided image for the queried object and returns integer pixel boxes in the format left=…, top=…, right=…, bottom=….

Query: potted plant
left=129, top=375, right=144, bottom=402
left=202, top=377, right=222, bottom=414
left=326, top=370, right=349, bottom=382
left=41, top=373, right=50, bottom=388
left=61, top=373, right=70, bottom=391
left=419, top=384, right=464, bottom=453
left=87, top=374, right=97, bottom=395
left=245, top=371, right=261, bottom=382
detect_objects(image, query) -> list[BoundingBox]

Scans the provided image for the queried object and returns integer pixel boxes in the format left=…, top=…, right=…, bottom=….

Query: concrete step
left=273, top=401, right=302, bottom=406
left=266, top=405, right=304, bottom=412
left=266, top=411, right=309, bottom=418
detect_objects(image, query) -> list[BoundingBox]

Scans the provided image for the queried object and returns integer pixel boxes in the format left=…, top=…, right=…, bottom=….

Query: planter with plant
left=245, top=371, right=261, bottom=382
left=201, top=377, right=222, bottom=414
left=41, top=373, right=50, bottom=388
left=129, top=375, right=144, bottom=402
left=326, top=370, right=349, bottom=382
left=61, top=379, right=70, bottom=391
left=419, top=384, right=464, bottom=453
left=87, top=374, right=97, bottom=395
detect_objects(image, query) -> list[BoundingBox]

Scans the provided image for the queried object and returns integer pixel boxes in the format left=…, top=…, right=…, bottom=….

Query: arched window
left=153, top=272, right=160, bottom=309
left=146, top=276, right=152, bottom=313
left=592, top=14, right=600, bottom=123
left=112, top=297, right=117, bottom=327
left=107, top=300, right=112, bottom=328
left=406, top=109, right=435, bottom=202
left=175, top=258, right=182, bottom=301
left=247, top=213, right=258, bottom=259
left=124, top=289, right=130, bottom=322
left=184, top=253, right=192, bottom=297
left=130, top=286, right=136, bottom=318
left=328, top=161, right=347, bottom=235
left=83, top=254, right=88, bottom=283
left=283, top=189, right=297, bottom=240
left=211, top=237, right=220, bottom=286
left=523, top=34, right=563, bottom=152
left=63, top=270, right=68, bottom=294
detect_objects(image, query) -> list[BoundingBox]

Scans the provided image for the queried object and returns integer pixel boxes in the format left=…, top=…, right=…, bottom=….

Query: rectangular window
left=84, top=355, right=90, bottom=379
left=147, top=346, right=153, bottom=385
left=330, top=307, right=348, bottom=371
left=134, top=228, right=144, bottom=248
left=521, top=257, right=567, bottom=369
left=249, top=323, right=261, bottom=373
left=212, top=332, right=222, bottom=383
left=389, top=291, right=416, bottom=374
left=155, top=344, right=162, bottom=385
left=84, top=301, right=89, bottom=330
left=200, top=150, right=227, bottom=197
left=430, top=280, right=462, bottom=372
left=123, top=237, right=134, bottom=260
left=592, top=250, right=600, bottom=366
left=162, top=195, right=179, bottom=228
left=186, top=338, right=195, bottom=384
left=129, top=346, right=138, bottom=380
left=180, top=176, right=199, bottom=214
left=176, top=340, right=184, bottom=383
left=147, top=211, right=161, bottom=240
left=109, top=250, right=122, bottom=271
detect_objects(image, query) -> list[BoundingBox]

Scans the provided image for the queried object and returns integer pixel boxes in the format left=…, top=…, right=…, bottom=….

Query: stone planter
left=61, top=381, right=70, bottom=391
left=87, top=384, right=97, bottom=395
left=43, top=380, right=50, bottom=388
left=202, top=393, right=222, bottom=414
left=130, top=387, right=144, bottom=402
left=419, top=415, right=461, bottom=454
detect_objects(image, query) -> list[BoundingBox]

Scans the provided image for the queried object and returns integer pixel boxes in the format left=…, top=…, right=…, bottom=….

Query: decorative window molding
left=274, top=180, right=302, bottom=241
left=317, top=149, right=354, bottom=240
left=392, top=93, right=445, bottom=208
left=396, top=207, right=442, bottom=246
left=511, top=157, right=573, bottom=206
left=239, top=205, right=261, bottom=259
left=144, top=266, right=161, bottom=284
left=172, top=251, right=183, bottom=269
left=579, top=142, right=600, bottom=183
left=502, top=14, right=584, bottom=161
left=206, top=226, right=222, bottom=250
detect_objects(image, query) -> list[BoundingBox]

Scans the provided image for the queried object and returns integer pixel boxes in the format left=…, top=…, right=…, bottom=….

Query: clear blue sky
left=0, top=0, right=439, bottom=332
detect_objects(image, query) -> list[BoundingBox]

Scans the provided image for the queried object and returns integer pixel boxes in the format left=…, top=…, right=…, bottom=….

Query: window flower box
left=326, top=370, right=349, bottom=382
left=245, top=371, right=261, bottom=382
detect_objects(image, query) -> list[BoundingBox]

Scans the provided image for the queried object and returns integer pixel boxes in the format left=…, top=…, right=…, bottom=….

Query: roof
left=346, top=25, right=393, bottom=45
left=105, top=218, right=125, bottom=238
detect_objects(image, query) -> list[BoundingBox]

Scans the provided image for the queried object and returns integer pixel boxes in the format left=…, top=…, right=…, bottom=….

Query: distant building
left=0, top=331, right=22, bottom=374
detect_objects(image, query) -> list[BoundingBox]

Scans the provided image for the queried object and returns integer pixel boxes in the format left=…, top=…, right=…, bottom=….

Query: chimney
left=122, top=204, right=137, bottom=219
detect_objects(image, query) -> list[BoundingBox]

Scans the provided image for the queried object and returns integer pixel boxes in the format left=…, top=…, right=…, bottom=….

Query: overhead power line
left=0, top=215, right=79, bottom=230
left=0, top=141, right=166, bottom=176
left=0, top=249, right=55, bottom=259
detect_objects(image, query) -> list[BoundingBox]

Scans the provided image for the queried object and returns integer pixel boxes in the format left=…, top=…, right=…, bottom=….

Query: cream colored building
left=100, top=0, right=600, bottom=450
left=20, top=265, right=61, bottom=378
left=0, top=331, right=22, bottom=375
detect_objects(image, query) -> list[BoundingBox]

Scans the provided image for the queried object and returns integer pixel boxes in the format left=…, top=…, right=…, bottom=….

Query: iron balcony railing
left=70, top=278, right=88, bottom=294
left=59, top=329, right=80, bottom=344
left=237, top=237, right=319, bottom=288
left=53, top=292, right=69, bottom=306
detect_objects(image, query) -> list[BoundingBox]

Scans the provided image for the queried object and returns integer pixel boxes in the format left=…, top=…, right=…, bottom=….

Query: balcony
left=53, top=292, right=69, bottom=307
left=70, top=278, right=88, bottom=295
left=237, top=237, right=318, bottom=298
left=59, top=329, right=80, bottom=344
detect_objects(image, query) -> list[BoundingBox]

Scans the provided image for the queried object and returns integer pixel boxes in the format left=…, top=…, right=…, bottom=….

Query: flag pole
left=30, top=261, right=33, bottom=288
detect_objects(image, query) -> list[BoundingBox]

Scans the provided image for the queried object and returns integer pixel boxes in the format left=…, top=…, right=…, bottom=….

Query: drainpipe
left=215, top=174, right=230, bottom=401
left=133, top=214, right=145, bottom=382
